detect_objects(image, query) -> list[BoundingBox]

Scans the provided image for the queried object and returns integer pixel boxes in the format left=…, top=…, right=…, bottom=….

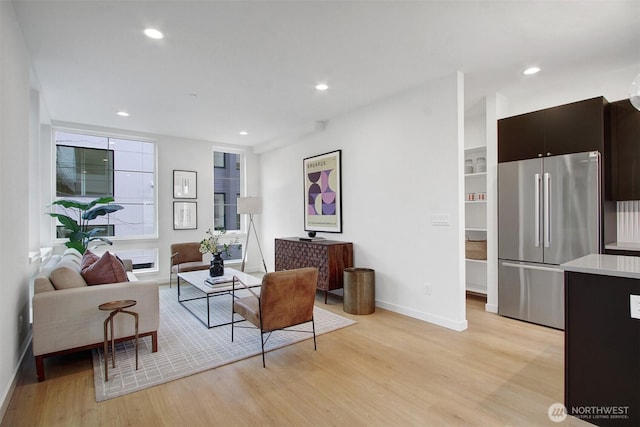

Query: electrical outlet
left=425, top=283, right=432, bottom=295
left=630, top=295, right=640, bottom=319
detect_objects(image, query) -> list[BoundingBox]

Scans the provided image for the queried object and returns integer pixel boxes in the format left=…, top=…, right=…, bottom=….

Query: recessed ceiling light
left=239, top=131, right=248, bottom=136
left=117, top=111, right=129, bottom=117
left=523, top=66, right=541, bottom=75
left=144, top=28, right=164, bottom=39
left=315, top=83, right=329, bottom=91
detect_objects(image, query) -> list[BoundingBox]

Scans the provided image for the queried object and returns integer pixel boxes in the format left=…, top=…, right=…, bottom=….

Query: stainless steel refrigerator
left=498, top=151, right=601, bottom=329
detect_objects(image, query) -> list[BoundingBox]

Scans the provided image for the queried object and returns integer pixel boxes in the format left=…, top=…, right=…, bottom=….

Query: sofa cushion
left=63, top=248, right=83, bottom=261
left=81, top=251, right=129, bottom=285
left=50, top=266, right=88, bottom=290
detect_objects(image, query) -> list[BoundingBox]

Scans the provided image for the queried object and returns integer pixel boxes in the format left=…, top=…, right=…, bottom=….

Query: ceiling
left=12, top=0, right=640, bottom=147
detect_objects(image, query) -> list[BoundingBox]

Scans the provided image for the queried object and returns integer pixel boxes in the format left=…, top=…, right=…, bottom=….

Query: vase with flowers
left=200, top=228, right=230, bottom=277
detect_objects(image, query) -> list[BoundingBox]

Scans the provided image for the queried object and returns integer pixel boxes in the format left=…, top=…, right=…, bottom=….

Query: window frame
left=211, top=148, right=248, bottom=264
left=51, top=126, right=159, bottom=244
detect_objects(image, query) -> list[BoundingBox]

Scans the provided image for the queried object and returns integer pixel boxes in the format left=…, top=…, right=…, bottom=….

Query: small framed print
left=173, top=202, right=197, bottom=230
left=173, top=170, right=197, bottom=199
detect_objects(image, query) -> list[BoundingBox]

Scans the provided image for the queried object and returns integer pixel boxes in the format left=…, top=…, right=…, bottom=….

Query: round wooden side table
left=98, top=299, right=139, bottom=381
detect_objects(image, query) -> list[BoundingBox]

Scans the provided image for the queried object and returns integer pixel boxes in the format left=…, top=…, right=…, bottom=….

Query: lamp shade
left=237, top=197, right=263, bottom=214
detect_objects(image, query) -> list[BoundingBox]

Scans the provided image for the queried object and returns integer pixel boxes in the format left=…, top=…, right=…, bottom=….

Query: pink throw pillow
left=81, top=250, right=100, bottom=269
left=81, top=251, right=129, bottom=285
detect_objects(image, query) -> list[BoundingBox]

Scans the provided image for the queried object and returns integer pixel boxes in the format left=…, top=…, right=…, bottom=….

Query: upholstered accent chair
left=169, top=242, right=209, bottom=287
left=231, top=267, right=319, bottom=367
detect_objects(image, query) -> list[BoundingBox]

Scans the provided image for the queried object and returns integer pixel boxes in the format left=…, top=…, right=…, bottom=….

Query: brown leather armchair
left=231, top=267, right=319, bottom=367
left=169, top=242, right=209, bottom=287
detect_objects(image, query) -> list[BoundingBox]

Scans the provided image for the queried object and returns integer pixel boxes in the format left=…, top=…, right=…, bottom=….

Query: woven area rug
left=92, top=285, right=355, bottom=401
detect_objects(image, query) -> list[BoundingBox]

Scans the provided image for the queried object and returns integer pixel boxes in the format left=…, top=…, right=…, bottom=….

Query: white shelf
left=465, top=172, right=487, bottom=178
left=464, top=146, right=486, bottom=154
left=464, top=145, right=487, bottom=294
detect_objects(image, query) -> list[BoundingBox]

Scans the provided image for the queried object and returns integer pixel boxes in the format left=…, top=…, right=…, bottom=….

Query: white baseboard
left=485, top=303, right=498, bottom=313
left=376, top=301, right=468, bottom=331
left=0, top=332, right=32, bottom=424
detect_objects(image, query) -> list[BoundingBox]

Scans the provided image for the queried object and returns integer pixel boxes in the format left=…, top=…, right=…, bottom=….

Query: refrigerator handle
left=544, top=172, right=551, bottom=248
left=501, top=261, right=564, bottom=274
left=534, top=173, right=541, bottom=247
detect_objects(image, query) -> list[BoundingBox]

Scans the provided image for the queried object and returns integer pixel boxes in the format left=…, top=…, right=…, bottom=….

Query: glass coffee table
left=177, top=268, right=262, bottom=328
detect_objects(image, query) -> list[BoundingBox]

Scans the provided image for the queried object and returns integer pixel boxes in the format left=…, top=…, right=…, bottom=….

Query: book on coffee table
left=204, top=275, right=235, bottom=287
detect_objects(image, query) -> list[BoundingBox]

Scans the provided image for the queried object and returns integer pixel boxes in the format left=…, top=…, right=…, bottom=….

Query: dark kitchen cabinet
left=497, top=110, right=545, bottom=162
left=498, top=97, right=607, bottom=163
left=565, top=270, right=640, bottom=426
left=610, top=99, right=640, bottom=200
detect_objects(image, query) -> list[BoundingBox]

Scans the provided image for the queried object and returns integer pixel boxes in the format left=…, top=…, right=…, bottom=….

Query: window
left=53, top=130, right=156, bottom=240
left=56, top=145, right=114, bottom=197
left=214, top=193, right=225, bottom=229
left=213, top=151, right=241, bottom=232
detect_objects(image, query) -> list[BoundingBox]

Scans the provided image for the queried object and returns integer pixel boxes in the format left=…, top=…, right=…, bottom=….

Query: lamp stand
left=241, top=213, right=267, bottom=273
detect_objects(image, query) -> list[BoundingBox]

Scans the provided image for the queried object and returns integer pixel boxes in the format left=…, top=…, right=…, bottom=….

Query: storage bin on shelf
left=465, top=238, right=487, bottom=260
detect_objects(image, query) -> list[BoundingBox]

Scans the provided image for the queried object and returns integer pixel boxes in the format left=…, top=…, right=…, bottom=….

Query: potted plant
left=200, top=228, right=230, bottom=277
left=49, top=196, right=124, bottom=254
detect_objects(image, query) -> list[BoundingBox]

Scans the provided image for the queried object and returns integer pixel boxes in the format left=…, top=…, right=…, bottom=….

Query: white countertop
left=561, top=254, right=640, bottom=279
left=605, top=241, right=640, bottom=252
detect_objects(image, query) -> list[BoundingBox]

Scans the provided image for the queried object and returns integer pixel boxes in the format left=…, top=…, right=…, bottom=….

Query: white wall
left=258, top=72, right=468, bottom=331
left=0, top=1, right=32, bottom=419
left=45, top=121, right=263, bottom=281
left=501, top=64, right=639, bottom=118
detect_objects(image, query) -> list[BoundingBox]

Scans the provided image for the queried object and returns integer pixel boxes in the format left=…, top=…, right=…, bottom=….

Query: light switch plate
left=431, top=214, right=450, bottom=226
left=630, top=295, right=640, bottom=319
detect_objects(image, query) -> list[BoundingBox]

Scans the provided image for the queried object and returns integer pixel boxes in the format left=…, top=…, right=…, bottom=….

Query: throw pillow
left=81, top=250, right=100, bottom=269
left=50, top=266, right=88, bottom=290
left=81, top=251, right=129, bottom=285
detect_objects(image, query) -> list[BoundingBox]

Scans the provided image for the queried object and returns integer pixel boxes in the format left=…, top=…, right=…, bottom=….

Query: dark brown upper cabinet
left=498, top=96, right=607, bottom=163
left=610, top=99, right=640, bottom=201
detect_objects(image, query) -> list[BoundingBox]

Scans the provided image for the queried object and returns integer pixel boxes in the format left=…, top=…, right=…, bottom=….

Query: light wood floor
left=1, top=292, right=590, bottom=426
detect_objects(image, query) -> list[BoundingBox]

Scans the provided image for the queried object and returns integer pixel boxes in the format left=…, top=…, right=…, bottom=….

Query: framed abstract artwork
left=173, top=202, right=197, bottom=230
left=173, top=170, right=197, bottom=199
left=303, top=149, right=342, bottom=233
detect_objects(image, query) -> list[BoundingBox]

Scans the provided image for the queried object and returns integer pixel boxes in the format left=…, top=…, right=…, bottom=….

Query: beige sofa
left=33, top=249, right=159, bottom=381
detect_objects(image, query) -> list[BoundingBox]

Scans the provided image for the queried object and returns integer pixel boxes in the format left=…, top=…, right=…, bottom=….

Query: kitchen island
left=561, top=254, right=640, bottom=426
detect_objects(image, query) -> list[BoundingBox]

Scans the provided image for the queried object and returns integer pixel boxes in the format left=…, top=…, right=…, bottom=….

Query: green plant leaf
left=52, top=199, right=92, bottom=211
left=88, top=237, right=113, bottom=245
left=48, top=213, right=80, bottom=232
left=85, top=228, right=104, bottom=238
left=67, top=230, right=87, bottom=242
left=65, top=241, right=86, bottom=254
left=83, top=204, right=123, bottom=221
left=86, top=196, right=115, bottom=210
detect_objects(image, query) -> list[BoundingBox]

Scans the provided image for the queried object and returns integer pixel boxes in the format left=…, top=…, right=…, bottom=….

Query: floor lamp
left=238, top=197, right=267, bottom=273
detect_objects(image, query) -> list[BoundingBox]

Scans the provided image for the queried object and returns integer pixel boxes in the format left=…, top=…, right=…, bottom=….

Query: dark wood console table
left=275, top=238, right=353, bottom=303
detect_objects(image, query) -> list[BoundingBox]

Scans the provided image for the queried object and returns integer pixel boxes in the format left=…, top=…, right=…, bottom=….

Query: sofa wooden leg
left=151, top=331, right=158, bottom=353
left=35, top=355, right=45, bottom=382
